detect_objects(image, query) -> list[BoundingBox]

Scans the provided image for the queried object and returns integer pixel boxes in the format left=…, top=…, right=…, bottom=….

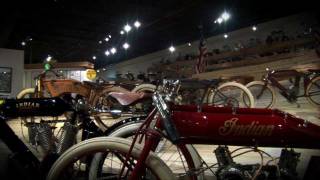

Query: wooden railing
left=152, top=37, right=317, bottom=77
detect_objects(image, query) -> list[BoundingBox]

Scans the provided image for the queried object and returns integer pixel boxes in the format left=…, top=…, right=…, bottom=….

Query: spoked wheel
left=90, top=122, right=203, bottom=180
left=47, top=137, right=176, bottom=180
left=245, top=81, right=276, bottom=108
left=306, top=76, right=320, bottom=107
left=208, top=82, right=255, bottom=108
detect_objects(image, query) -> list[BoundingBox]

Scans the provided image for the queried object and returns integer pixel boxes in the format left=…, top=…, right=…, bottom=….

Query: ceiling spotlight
left=120, top=30, right=124, bottom=35
left=124, top=24, right=132, bottom=32
left=221, top=11, right=230, bottom=21
left=169, top=46, right=175, bottom=52
left=110, top=47, right=117, bottom=54
left=21, top=41, right=26, bottom=46
left=92, top=56, right=96, bottom=60
left=102, top=68, right=106, bottom=71
left=123, top=42, right=130, bottom=49
left=99, top=40, right=103, bottom=44
left=187, top=42, right=192, bottom=47
left=252, top=26, right=257, bottom=31
left=216, top=17, right=223, bottom=24
left=224, top=34, right=228, bottom=39
left=105, top=37, right=110, bottom=42
left=97, top=70, right=100, bottom=73
left=28, top=38, right=33, bottom=41
left=46, top=55, right=52, bottom=62
left=134, top=21, right=141, bottom=28
left=108, top=34, right=112, bottom=38
left=105, top=50, right=110, bottom=56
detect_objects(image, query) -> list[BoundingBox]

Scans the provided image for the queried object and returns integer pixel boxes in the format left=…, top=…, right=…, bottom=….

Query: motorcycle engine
left=215, top=146, right=279, bottom=180
left=215, top=146, right=250, bottom=180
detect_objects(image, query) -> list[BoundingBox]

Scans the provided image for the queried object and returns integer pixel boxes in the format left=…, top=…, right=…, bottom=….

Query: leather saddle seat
left=109, top=92, right=152, bottom=106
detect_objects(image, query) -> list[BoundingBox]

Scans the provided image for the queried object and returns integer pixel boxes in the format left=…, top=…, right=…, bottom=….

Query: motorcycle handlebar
left=152, top=92, right=180, bottom=143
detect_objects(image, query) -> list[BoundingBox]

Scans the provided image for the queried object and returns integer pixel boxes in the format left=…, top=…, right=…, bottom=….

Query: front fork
left=117, top=108, right=160, bottom=179
left=129, top=129, right=162, bottom=180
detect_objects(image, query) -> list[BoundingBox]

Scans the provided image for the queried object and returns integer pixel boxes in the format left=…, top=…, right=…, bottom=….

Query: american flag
left=195, top=33, right=207, bottom=74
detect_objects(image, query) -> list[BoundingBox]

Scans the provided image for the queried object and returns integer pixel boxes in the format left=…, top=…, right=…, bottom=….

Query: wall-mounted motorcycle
left=47, top=79, right=320, bottom=180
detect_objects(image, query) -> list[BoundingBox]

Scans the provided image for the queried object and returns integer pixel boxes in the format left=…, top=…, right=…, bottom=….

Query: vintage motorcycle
left=16, top=62, right=155, bottom=154
left=17, top=62, right=155, bottom=115
left=47, top=79, right=320, bottom=180
left=0, top=94, right=152, bottom=179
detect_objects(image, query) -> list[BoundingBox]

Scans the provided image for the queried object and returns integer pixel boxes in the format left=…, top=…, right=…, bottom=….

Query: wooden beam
left=25, top=61, right=94, bottom=70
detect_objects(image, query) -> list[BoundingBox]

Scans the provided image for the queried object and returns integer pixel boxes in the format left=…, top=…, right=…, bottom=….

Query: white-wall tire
left=246, top=81, right=276, bottom=108
left=131, top=84, right=156, bottom=93
left=47, top=137, right=176, bottom=180
left=208, top=81, right=255, bottom=108
left=306, top=76, right=320, bottom=107
left=89, top=122, right=204, bottom=180
left=16, top=88, right=35, bottom=99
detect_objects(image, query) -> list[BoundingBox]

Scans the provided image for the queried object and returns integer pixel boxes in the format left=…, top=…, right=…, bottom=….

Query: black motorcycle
left=0, top=97, right=143, bottom=179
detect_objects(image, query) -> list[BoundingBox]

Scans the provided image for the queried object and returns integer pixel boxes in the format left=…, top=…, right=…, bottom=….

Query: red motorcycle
left=47, top=79, right=320, bottom=180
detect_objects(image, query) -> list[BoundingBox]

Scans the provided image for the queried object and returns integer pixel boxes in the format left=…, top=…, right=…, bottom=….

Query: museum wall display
left=0, top=48, right=24, bottom=97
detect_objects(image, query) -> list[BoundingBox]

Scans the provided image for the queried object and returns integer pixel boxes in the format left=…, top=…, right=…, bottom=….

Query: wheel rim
left=307, top=78, right=320, bottom=106
left=246, top=84, right=274, bottom=108
left=97, top=123, right=201, bottom=180
left=213, top=86, right=250, bottom=108
left=114, top=134, right=197, bottom=179
left=56, top=150, right=159, bottom=180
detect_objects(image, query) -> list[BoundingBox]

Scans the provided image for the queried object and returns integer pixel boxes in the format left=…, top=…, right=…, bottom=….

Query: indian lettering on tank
left=16, top=102, right=40, bottom=109
left=219, top=118, right=275, bottom=136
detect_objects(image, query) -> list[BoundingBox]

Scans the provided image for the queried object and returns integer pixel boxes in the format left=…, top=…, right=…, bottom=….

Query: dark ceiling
left=0, top=0, right=317, bottom=68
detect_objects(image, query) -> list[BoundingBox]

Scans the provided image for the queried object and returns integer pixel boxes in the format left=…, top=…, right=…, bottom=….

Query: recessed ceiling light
left=124, top=24, right=132, bottom=32
left=134, top=21, right=141, bottom=28
left=123, top=42, right=130, bottom=49
left=169, top=46, right=175, bottom=52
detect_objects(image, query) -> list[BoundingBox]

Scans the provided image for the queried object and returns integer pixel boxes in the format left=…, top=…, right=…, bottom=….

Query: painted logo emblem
left=219, top=118, right=275, bottom=136
left=86, top=69, right=97, bottom=80
left=16, top=102, right=40, bottom=109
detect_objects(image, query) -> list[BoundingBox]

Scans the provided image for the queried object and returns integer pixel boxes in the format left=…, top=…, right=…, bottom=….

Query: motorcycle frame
left=123, top=93, right=320, bottom=180
left=31, top=70, right=134, bottom=130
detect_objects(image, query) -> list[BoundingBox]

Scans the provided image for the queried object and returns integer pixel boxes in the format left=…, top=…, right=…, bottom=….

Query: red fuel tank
left=171, top=105, right=320, bottom=149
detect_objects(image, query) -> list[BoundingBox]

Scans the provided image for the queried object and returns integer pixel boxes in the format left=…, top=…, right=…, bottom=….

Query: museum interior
left=0, top=1, right=319, bottom=179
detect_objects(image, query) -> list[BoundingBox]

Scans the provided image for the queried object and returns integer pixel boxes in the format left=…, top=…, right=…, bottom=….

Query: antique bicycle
left=245, top=68, right=320, bottom=108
